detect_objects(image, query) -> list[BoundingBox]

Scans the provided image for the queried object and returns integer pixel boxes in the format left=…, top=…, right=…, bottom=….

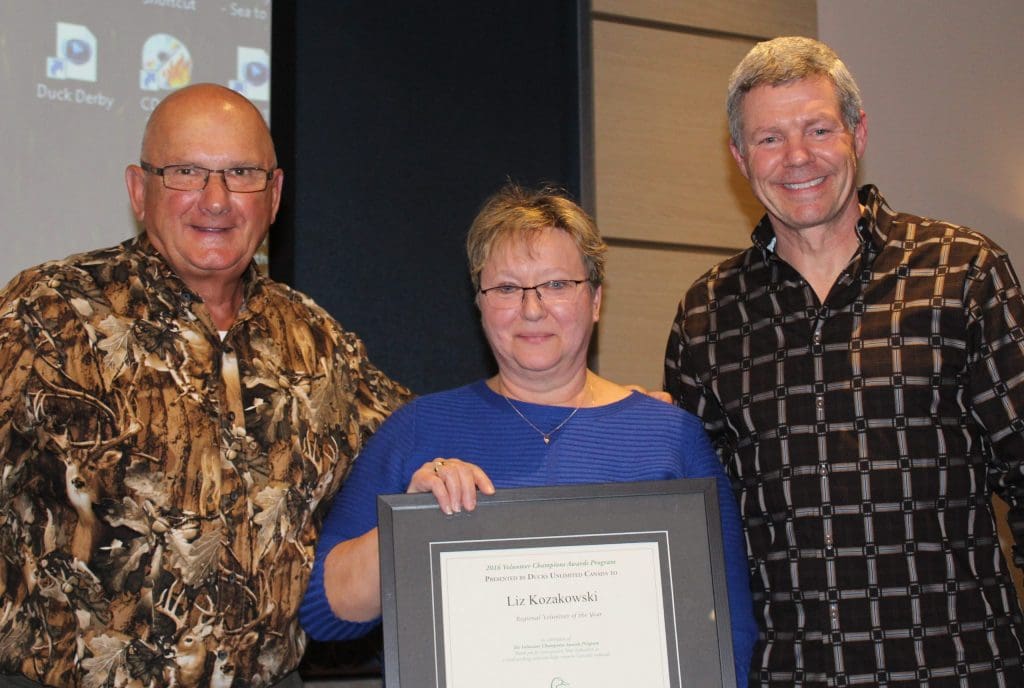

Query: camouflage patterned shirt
left=0, top=236, right=411, bottom=687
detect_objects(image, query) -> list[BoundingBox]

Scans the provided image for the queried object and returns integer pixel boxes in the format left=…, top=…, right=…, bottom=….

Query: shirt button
left=830, top=605, right=839, bottom=620
left=819, top=463, right=828, bottom=476
left=813, top=332, right=822, bottom=344
left=816, top=396, right=824, bottom=409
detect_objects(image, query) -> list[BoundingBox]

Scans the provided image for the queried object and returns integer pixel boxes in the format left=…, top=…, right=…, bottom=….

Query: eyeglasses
left=478, top=279, right=591, bottom=307
left=139, top=161, right=275, bottom=193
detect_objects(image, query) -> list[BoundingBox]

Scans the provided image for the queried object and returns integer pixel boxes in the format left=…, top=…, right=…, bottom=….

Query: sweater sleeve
left=681, top=412, right=758, bottom=687
left=300, top=403, right=417, bottom=641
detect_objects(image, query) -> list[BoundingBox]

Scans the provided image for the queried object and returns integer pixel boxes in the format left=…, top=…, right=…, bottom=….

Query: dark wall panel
left=271, top=2, right=584, bottom=675
left=273, top=1, right=584, bottom=395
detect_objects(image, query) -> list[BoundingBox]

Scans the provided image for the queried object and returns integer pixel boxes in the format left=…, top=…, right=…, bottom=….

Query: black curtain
left=271, top=0, right=586, bottom=677
left=272, top=1, right=586, bottom=396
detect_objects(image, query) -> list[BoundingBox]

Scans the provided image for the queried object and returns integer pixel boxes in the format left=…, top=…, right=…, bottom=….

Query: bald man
left=0, top=84, right=411, bottom=687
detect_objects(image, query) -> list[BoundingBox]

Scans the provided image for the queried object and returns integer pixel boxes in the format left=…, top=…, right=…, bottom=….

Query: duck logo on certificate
left=550, top=678, right=570, bottom=688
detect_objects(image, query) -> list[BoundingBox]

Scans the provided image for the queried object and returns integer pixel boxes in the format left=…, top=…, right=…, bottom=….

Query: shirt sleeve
left=964, top=245, right=1024, bottom=572
left=0, top=269, right=100, bottom=471
left=680, top=412, right=758, bottom=686
left=665, top=295, right=737, bottom=456
left=300, top=402, right=417, bottom=641
left=344, top=330, right=414, bottom=453
left=0, top=277, right=37, bottom=469
left=310, top=329, right=414, bottom=514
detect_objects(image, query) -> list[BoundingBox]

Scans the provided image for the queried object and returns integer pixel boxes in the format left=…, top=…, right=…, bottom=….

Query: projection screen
left=0, top=0, right=273, bottom=285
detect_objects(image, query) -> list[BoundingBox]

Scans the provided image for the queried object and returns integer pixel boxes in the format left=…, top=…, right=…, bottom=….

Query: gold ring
left=433, top=460, right=445, bottom=475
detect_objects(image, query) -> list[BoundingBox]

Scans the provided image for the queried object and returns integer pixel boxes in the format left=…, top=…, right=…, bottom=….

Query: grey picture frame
left=377, top=478, right=737, bottom=687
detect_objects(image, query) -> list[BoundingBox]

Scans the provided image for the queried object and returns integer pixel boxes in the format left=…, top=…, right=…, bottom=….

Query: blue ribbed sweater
left=300, top=381, right=757, bottom=684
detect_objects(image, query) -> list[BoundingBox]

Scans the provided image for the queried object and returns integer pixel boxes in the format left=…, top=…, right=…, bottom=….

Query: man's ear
left=125, top=164, right=147, bottom=222
left=729, top=140, right=751, bottom=181
left=268, top=168, right=284, bottom=224
left=853, top=110, right=868, bottom=159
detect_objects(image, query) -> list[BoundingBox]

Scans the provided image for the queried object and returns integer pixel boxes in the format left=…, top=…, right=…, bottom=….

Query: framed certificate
left=377, top=478, right=736, bottom=687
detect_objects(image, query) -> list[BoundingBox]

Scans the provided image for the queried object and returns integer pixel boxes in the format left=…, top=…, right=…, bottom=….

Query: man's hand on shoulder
left=624, top=384, right=672, bottom=404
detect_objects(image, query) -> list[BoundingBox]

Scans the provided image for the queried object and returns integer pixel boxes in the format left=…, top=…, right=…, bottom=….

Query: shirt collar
left=856, top=184, right=896, bottom=253
left=128, top=233, right=263, bottom=300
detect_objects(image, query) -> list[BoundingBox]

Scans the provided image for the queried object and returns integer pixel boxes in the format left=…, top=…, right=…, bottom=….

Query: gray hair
left=727, top=36, right=863, bottom=151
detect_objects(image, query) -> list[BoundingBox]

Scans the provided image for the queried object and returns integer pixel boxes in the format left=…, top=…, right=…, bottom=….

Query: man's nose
left=199, top=172, right=231, bottom=213
left=783, top=138, right=813, bottom=166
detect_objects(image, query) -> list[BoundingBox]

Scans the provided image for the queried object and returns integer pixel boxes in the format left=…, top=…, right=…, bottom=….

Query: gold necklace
left=499, top=379, right=587, bottom=445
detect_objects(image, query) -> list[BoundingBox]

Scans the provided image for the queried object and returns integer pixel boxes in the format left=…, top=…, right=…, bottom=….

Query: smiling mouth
left=782, top=177, right=826, bottom=190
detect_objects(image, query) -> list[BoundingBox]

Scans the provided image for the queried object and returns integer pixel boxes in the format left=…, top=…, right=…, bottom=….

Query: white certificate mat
left=437, top=541, right=671, bottom=687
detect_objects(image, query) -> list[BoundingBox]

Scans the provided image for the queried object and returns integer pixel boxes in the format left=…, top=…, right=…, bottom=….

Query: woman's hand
left=408, top=458, right=496, bottom=515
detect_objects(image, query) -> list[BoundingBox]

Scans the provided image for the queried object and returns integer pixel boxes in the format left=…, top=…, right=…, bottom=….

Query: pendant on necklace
left=501, top=391, right=581, bottom=445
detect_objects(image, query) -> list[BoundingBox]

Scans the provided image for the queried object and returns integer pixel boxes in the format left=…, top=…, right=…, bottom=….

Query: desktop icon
left=228, top=47, right=269, bottom=101
left=46, top=22, right=98, bottom=82
left=140, top=34, right=192, bottom=91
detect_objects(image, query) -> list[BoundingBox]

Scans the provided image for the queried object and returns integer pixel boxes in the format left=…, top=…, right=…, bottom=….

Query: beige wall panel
left=596, top=244, right=734, bottom=390
left=994, top=496, right=1024, bottom=606
left=593, top=0, right=816, bottom=38
left=593, top=22, right=762, bottom=250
